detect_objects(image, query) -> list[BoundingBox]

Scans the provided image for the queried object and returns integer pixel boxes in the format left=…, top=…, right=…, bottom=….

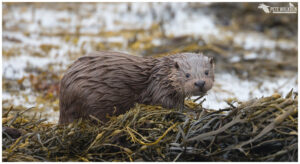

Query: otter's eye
left=186, top=73, right=191, bottom=78
left=205, top=70, right=209, bottom=75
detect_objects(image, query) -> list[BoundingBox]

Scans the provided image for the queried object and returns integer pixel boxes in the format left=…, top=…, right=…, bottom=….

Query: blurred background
left=2, top=2, right=298, bottom=122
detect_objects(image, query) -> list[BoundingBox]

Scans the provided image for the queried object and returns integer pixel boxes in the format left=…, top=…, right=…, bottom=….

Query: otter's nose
left=194, top=81, right=205, bottom=88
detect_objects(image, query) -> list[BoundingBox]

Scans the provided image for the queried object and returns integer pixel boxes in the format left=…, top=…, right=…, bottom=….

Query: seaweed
left=2, top=91, right=297, bottom=162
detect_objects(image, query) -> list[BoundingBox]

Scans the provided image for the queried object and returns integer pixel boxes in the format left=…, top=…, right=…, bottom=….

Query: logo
left=258, top=3, right=297, bottom=14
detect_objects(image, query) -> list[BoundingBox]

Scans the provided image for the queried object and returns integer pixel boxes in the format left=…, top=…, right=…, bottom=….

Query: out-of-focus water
left=2, top=3, right=297, bottom=122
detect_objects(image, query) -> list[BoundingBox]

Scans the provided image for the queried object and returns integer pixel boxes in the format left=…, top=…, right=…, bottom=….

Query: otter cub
left=59, top=51, right=214, bottom=124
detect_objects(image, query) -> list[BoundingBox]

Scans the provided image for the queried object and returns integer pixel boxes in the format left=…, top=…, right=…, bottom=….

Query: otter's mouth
left=199, top=87, right=207, bottom=93
left=192, top=90, right=206, bottom=96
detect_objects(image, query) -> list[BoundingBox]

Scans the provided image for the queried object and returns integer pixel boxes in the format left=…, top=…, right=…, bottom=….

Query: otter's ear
left=174, top=62, right=180, bottom=69
left=209, top=57, right=214, bottom=65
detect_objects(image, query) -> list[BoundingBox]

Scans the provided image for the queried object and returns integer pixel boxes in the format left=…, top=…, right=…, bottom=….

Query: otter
left=59, top=51, right=214, bottom=124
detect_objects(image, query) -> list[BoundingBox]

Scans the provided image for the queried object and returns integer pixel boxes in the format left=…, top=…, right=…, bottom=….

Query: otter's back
left=59, top=51, right=151, bottom=124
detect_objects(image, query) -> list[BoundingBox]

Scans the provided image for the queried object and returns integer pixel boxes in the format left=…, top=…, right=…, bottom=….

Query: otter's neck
left=140, top=57, right=185, bottom=109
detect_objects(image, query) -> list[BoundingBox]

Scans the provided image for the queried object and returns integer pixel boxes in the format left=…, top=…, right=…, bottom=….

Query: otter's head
left=170, top=53, right=214, bottom=96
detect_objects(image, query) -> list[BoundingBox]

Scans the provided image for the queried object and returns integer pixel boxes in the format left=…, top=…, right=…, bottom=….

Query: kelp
left=2, top=90, right=297, bottom=162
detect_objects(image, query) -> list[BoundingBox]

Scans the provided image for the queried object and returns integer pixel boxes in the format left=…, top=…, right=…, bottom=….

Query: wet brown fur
left=59, top=51, right=214, bottom=124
